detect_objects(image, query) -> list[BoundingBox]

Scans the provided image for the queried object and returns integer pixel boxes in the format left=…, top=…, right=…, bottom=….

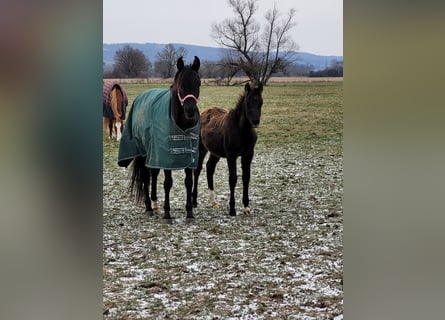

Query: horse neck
left=232, top=94, right=250, bottom=130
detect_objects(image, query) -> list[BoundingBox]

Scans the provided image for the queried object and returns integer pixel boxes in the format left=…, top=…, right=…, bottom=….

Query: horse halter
left=177, top=92, right=199, bottom=107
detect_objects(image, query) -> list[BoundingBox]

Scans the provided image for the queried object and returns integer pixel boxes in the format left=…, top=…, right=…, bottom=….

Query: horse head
left=244, top=82, right=263, bottom=128
left=173, top=56, right=201, bottom=122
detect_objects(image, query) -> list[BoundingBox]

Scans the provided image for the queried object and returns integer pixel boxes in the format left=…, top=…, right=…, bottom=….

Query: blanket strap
left=169, top=147, right=197, bottom=155
left=168, top=134, right=199, bottom=141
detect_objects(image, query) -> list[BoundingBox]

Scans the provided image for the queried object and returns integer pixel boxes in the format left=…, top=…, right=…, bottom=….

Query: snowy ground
left=103, top=140, right=343, bottom=319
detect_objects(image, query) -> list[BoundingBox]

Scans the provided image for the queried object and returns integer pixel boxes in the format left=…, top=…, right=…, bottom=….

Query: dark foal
left=119, top=56, right=201, bottom=219
left=193, top=82, right=263, bottom=216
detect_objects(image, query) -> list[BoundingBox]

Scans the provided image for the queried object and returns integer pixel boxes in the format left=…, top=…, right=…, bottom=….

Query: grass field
left=103, top=79, right=343, bottom=319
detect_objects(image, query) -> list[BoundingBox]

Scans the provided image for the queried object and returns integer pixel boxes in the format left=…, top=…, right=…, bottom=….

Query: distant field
left=107, top=79, right=343, bottom=152
left=105, top=76, right=343, bottom=85
left=103, top=79, right=343, bottom=319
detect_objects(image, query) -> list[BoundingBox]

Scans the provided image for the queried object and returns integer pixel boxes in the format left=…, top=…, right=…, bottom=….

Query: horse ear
left=245, top=82, right=251, bottom=93
left=177, top=56, right=184, bottom=71
left=191, top=56, right=200, bottom=71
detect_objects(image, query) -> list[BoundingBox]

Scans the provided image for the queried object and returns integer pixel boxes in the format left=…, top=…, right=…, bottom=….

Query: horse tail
left=128, top=156, right=148, bottom=204
left=110, top=86, right=123, bottom=120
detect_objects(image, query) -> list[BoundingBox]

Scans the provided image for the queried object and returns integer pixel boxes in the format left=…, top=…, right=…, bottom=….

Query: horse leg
left=184, top=168, right=194, bottom=218
left=103, top=118, right=109, bottom=138
left=206, top=154, right=221, bottom=208
left=103, top=117, right=113, bottom=139
left=192, top=142, right=208, bottom=207
left=142, top=167, right=154, bottom=216
left=241, top=151, right=254, bottom=215
left=108, top=119, right=116, bottom=139
left=163, top=170, right=173, bottom=219
left=150, top=168, right=161, bottom=214
left=115, top=121, right=122, bottom=141
left=227, top=156, right=238, bottom=216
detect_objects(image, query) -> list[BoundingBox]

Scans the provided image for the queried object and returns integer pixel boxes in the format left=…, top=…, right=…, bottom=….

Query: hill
left=103, top=42, right=342, bottom=71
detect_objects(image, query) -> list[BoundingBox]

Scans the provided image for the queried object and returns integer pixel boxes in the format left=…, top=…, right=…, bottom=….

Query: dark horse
left=118, top=56, right=201, bottom=219
left=192, top=82, right=263, bottom=216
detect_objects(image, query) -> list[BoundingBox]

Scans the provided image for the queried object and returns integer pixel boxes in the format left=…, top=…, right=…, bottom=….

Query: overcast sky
left=103, top=0, right=342, bottom=56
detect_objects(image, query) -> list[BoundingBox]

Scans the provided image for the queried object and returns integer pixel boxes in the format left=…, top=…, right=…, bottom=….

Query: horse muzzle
left=184, top=112, right=196, bottom=120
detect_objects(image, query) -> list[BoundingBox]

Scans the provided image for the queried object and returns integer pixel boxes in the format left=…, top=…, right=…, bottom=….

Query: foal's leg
left=163, top=170, right=173, bottom=219
left=150, top=168, right=161, bottom=214
left=227, top=156, right=238, bottom=216
left=241, top=151, right=254, bottom=214
left=184, top=168, right=194, bottom=219
left=206, top=154, right=221, bottom=208
left=192, top=142, right=207, bottom=207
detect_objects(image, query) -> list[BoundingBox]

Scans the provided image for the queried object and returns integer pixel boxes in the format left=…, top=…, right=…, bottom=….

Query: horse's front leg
left=163, top=170, right=173, bottom=219
left=241, top=152, right=254, bottom=215
left=150, top=168, right=161, bottom=214
left=206, top=154, right=221, bottom=208
left=227, top=157, right=238, bottom=216
left=185, top=168, right=194, bottom=219
left=192, top=142, right=208, bottom=207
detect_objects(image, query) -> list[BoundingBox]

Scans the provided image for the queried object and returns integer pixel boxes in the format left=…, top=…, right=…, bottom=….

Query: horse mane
left=204, top=107, right=228, bottom=129
left=202, top=91, right=246, bottom=130
left=235, top=91, right=247, bottom=109
left=230, top=90, right=248, bottom=120
left=172, top=66, right=189, bottom=93
left=171, top=71, right=183, bottom=93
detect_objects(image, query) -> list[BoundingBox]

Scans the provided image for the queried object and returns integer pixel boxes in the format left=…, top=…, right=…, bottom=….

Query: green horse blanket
left=117, top=89, right=200, bottom=170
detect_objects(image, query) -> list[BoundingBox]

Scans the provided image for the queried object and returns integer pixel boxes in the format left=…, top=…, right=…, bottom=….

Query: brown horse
left=193, top=82, right=263, bottom=216
left=103, top=82, right=128, bottom=141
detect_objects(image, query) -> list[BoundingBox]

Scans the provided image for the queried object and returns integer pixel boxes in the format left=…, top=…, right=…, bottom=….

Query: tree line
left=103, top=43, right=342, bottom=81
left=103, top=0, right=342, bottom=84
left=103, top=44, right=185, bottom=79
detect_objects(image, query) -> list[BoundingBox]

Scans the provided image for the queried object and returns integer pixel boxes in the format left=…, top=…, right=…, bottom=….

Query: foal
left=193, top=82, right=263, bottom=216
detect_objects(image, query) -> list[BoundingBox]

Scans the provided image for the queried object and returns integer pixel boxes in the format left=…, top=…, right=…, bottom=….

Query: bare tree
left=216, top=52, right=244, bottom=85
left=113, top=45, right=150, bottom=78
left=154, top=44, right=188, bottom=78
left=211, top=0, right=298, bottom=84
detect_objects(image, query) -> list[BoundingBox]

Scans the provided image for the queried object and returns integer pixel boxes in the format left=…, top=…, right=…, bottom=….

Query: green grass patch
left=112, top=80, right=342, bottom=154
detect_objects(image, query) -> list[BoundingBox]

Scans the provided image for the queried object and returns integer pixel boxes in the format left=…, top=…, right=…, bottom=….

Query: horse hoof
left=243, top=207, right=251, bottom=215
left=186, top=211, right=194, bottom=219
left=151, top=201, right=161, bottom=214
left=163, top=213, right=173, bottom=220
left=162, top=218, right=173, bottom=225
left=211, top=202, right=220, bottom=209
left=229, top=210, right=236, bottom=216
